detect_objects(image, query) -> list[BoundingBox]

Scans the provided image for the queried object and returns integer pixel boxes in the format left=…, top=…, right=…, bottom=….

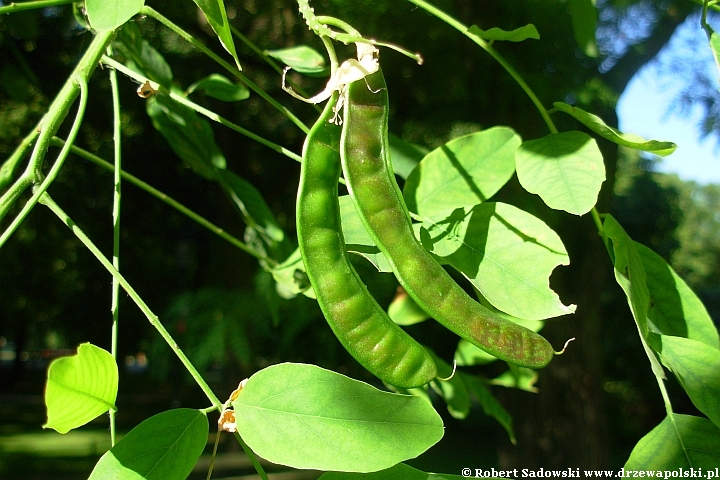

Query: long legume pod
left=340, top=70, right=554, bottom=369
left=297, top=92, right=437, bottom=387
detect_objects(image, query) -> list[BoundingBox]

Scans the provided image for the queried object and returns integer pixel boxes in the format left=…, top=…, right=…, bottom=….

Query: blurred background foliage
left=0, top=0, right=718, bottom=476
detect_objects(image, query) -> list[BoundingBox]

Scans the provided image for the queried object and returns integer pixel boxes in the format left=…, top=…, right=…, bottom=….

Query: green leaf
left=710, top=32, right=720, bottom=76
left=490, top=367, right=538, bottom=393
left=428, top=351, right=471, bottom=419
left=217, top=169, right=285, bottom=243
left=404, top=128, right=519, bottom=217
left=192, top=0, right=241, bottom=70
left=340, top=195, right=393, bottom=273
left=265, top=45, right=328, bottom=75
left=319, top=463, right=476, bottom=480
left=147, top=94, right=226, bottom=179
left=388, top=288, right=430, bottom=326
left=233, top=363, right=444, bottom=472
left=603, top=215, right=665, bottom=379
left=421, top=202, right=574, bottom=320
left=553, top=102, right=676, bottom=156
left=625, top=414, right=720, bottom=469
left=388, top=133, right=428, bottom=181
left=516, top=131, right=605, bottom=215
left=637, top=243, right=719, bottom=349
left=88, top=409, right=208, bottom=480
left=271, top=247, right=315, bottom=299
left=655, top=336, right=720, bottom=429
left=86, top=0, right=144, bottom=31
left=467, top=24, right=539, bottom=42
left=115, top=22, right=173, bottom=87
left=187, top=74, right=250, bottom=102
left=43, top=343, right=118, bottom=434
left=568, top=0, right=598, bottom=57
left=463, top=375, right=516, bottom=443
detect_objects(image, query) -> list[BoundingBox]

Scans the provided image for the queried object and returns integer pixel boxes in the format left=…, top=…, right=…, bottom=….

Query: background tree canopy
left=0, top=0, right=718, bottom=476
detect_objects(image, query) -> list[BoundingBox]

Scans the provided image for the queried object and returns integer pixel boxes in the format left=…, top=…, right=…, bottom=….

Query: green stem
left=40, top=192, right=223, bottom=407
left=100, top=56, right=303, bottom=164
left=404, top=0, right=557, bottom=133
left=0, top=74, right=88, bottom=249
left=0, top=29, right=114, bottom=226
left=108, top=44, right=122, bottom=448
left=0, top=0, right=73, bottom=15
left=0, top=129, right=38, bottom=192
left=49, top=138, right=274, bottom=265
left=140, top=6, right=309, bottom=134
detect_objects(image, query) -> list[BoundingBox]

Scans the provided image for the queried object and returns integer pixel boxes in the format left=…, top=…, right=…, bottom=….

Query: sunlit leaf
left=388, top=287, right=430, bottom=326
left=490, top=367, right=538, bottom=393
left=88, top=409, right=208, bottom=480
left=625, top=414, right=720, bottom=469
left=421, top=202, right=574, bottom=320
left=44, top=343, right=118, bottom=434
left=467, top=24, right=539, bottom=42
left=710, top=32, right=720, bottom=76
left=266, top=45, right=328, bottom=75
left=554, top=102, right=676, bottom=156
left=187, top=74, right=249, bottom=102
left=516, top=131, right=605, bottom=215
left=233, top=363, right=444, bottom=472
left=86, top=0, right=144, bottom=31
left=192, top=0, right=240, bottom=70
left=568, top=0, right=598, bottom=57
left=637, top=243, right=719, bottom=349
left=655, top=336, right=720, bottom=429
left=404, top=128, right=519, bottom=217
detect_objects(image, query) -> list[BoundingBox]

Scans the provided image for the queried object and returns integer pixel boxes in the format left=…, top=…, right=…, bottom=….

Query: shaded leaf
left=604, top=215, right=664, bottom=378
left=44, top=343, right=118, bottom=434
left=625, top=414, right=720, bottom=469
left=637, top=243, right=719, bottom=349
left=389, top=133, right=428, bottom=180
left=192, top=0, right=240, bottom=70
left=271, top=247, right=316, bottom=299
left=404, top=128, right=519, bottom=217
left=339, top=195, right=393, bottom=273
left=568, top=0, right=598, bottom=57
left=516, top=131, right=605, bottom=215
left=233, top=363, right=444, bottom=472
left=88, top=409, right=208, bottom=480
left=490, top=367, right=538, bottom=393
left=467, top=24, right=539, bottom=42
left=319, top=463, right=475, bottom=480
left=266, top=45, right=328, bottom=75
left=187, top=74, right=249, bottom=102
left=146, top=94, right=226, bottom=179
left=554, top=102, right=676, bottom=156
left=428, top=351, right=470, bottom=419
left=421, top=202, right=574, bottom=320
left=463, top=375, right=516, bottom=443
left=114, top=22, right=173, bottom=87
left=86, top=0, right=144, bottom=31
left=656, top=336, right=720, bottom=429
left=217, top=169, right=285, bottom=243
left=388, top=287, right=430, bottom=326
